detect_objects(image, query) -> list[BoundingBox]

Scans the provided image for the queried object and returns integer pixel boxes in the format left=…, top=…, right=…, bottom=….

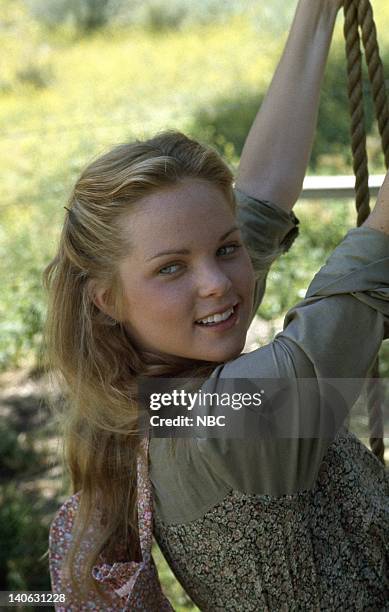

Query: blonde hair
left=43, top=130, right=236, bottom=599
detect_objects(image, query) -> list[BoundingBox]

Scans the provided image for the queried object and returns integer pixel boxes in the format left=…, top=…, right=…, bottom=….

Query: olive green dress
left=149, top=189, right=389, bottom=611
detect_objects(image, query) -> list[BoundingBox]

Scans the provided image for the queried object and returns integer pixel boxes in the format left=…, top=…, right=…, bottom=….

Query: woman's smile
left=112, top=178, right=256, bottom=362
left=194, top=302, right=240, bottom=330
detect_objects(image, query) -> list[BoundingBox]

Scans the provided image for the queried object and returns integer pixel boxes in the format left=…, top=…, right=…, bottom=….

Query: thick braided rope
left=356, top=0, right=389, bottom=168
left=343, top=0, right=370, bottom=225
left=344, top=0, right=386, bottom=465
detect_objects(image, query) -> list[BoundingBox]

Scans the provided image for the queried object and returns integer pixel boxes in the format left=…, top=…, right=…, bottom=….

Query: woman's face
left=116, top=178, right=256, bottom=363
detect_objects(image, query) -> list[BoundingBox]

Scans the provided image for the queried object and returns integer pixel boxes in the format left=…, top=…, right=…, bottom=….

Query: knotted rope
left=343, top=0, right=388, bottom=464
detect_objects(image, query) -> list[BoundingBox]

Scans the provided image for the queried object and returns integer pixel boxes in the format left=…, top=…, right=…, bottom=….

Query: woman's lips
left=195, top=303, right=240, bottom=332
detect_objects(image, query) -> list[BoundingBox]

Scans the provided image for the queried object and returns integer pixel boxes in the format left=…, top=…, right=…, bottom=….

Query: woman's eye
left=217, top=244, right=241, bottom=257
left=157, top=245, right=241, bottom=275
left=158, top=263, right=181, bottom=276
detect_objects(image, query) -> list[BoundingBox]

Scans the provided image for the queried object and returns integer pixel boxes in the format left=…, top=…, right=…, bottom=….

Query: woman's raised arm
left=235, top=0, right=342, bottom=211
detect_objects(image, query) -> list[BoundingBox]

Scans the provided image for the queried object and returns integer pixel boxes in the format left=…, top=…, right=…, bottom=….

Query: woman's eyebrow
left=146, top=226, right=239, bottom=262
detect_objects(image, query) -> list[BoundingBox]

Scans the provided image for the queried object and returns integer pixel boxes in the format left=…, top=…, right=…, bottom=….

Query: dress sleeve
left=234, top=187, right=300, bottom=317
left=196, top=226, right=389, bottom=496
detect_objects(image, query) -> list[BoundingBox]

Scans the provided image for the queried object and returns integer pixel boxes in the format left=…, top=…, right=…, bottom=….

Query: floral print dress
left=153, top=429, right=389, bottom=611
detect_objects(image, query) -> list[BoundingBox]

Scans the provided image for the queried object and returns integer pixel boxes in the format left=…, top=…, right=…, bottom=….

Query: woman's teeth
left=197, top=306, right=234, bottom=325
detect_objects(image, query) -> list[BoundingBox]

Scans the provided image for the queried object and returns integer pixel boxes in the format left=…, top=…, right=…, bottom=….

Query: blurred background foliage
left=1, top=0, right=389, bottom=373
left=1, top=0, right=388, bottom=607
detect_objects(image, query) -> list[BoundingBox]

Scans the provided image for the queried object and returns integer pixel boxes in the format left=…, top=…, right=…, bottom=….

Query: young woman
left=47, top=0, right=388, bottom=610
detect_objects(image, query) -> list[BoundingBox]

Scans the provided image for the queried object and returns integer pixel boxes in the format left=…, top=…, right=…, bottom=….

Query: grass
left=2, top=2, right=389, bottom=371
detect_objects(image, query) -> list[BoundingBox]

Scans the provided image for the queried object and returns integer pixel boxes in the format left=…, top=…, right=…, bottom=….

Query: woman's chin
left=198, top=340, right=246, bottom=364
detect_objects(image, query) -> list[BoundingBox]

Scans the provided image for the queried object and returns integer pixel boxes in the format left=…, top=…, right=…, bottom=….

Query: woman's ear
left=88, top=280, right=117, bottom=319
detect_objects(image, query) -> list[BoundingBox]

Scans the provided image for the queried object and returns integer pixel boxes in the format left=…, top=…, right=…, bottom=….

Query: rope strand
left=343, top=0, right=386, bottom=465
left=343, top=0, right=370, bottom=225
left=356, top=0, right=389, bottom=168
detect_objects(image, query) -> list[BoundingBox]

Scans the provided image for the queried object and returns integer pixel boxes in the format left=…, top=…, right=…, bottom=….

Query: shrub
left=16, top=62, right=54, bottom=89
left=0, top=483, right=50, bottom=591
left=189, top=90, right=264, bottom=164
left=1, top=1, right=54, bottom=93
left=126, top=0, right=245, bottom=32
left=25, top=0, right=126, bottom=33
left=25, top=0, right=247, bottom=33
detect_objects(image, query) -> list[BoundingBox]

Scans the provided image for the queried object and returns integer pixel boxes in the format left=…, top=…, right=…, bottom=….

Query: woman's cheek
left=233, top=252, right=256, bottom=291
left=153, top=278, right=193, bottom=316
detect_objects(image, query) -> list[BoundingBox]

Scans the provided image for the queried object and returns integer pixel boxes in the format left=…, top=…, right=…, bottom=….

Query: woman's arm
left=206, top=223, right=389, bottom=495
left=235, top=0, right=342, bottom=211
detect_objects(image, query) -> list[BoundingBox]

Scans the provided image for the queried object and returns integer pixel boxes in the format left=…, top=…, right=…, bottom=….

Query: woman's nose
left=196, top=264, right=233, bottom=298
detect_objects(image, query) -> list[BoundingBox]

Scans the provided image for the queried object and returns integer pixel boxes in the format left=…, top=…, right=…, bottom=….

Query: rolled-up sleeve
left=234, top=188, right=300, bottom=316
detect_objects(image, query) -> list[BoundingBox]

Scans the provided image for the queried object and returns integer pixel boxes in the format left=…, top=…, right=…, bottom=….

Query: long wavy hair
left=43, top=130, right=238, bottom=599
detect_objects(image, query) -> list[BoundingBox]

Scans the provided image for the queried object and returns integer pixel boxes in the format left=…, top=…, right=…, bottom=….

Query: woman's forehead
left=134, top=177, right=233, bottom=212
left=121, top=179, right=236, bottom=250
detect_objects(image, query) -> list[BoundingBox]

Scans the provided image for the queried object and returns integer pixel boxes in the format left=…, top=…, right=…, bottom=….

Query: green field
left=2, top=0, right=389, bottom=371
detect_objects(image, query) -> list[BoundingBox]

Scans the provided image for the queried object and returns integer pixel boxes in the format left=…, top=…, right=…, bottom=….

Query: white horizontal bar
left=301, top=174, right=385, bottom=199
